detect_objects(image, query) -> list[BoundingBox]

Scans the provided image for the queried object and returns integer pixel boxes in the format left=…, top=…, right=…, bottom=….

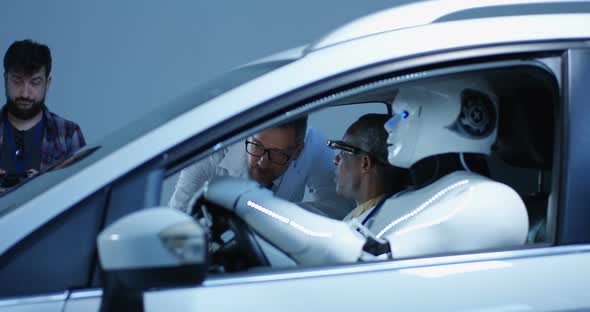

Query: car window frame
left=160, top=47, right=567, bottom=278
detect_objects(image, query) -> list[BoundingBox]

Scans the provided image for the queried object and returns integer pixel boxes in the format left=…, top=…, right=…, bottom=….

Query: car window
left=161, top=59, right=559, bottom=276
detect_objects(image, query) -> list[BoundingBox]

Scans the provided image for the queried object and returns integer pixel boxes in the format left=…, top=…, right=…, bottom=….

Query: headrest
left=493, top=87, right=554, bottom=169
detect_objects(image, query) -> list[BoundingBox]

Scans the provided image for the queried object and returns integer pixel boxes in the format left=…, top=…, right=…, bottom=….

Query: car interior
left=169, top=60, right=559, bottom=274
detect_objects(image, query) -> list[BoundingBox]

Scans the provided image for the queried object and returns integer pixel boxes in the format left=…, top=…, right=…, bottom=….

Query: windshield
left=0, top=59, right=294, bottom=214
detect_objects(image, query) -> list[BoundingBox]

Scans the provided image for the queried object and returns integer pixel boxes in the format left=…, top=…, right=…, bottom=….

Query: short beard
left=5, top=97, right=45, bottom=120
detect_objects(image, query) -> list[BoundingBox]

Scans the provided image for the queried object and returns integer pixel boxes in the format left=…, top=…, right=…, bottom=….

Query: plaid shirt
left=0, top=107, right=86, bottom=171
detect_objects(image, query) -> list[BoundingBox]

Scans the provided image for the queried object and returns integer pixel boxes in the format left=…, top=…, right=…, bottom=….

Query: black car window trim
left=556, top=48, right=590, bottom=245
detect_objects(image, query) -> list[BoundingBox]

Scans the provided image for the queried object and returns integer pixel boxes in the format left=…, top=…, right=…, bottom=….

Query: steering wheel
left=188, top=182, right=269, bottom=272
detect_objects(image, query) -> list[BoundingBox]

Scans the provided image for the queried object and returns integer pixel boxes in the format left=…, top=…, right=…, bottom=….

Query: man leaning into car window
left=169, top=116, right=354, bottom=219
left=326, top=114, right=409, bottom=224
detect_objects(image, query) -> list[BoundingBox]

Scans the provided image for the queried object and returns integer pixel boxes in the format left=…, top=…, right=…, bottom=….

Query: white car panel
left=0, top=293, right=66, bottom=312
left=144, top=248, right=590, bottom=311
left=63, top=291, right=101, bottom=312
left=239, top=45, right=307, bottom=68
left=309, top=0, right=589, bottom=50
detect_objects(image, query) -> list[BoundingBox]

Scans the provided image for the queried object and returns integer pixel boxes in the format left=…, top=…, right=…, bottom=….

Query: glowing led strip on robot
left=247, top=200, right=333, bottom=238
left=391, top=188, right=472, bottom=237
left=375, top=180, right=469, bottom=239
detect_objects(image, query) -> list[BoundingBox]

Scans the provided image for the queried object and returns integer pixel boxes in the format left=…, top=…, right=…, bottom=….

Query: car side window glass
left=159, top=61, right=559, bottom=276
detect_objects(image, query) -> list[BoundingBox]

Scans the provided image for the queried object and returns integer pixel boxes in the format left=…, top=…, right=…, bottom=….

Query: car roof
left=308, top=0, right=590, bottom=51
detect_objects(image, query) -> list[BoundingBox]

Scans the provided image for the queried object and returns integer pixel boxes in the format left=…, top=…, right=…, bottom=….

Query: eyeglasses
left=327, top=140, right=389, bottom=165
left=245, top=140, right=292, bottom=165
left=326, top=140, right=370, bottom=156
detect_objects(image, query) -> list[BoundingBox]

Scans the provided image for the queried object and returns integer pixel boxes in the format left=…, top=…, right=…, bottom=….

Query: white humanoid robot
left=201, top=76, right=529, bottom=265
left=373, top=78, right=529, bottom=258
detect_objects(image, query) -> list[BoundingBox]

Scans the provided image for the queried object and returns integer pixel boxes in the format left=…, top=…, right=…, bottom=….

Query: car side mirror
left=97, top=207, right=208, bottom=312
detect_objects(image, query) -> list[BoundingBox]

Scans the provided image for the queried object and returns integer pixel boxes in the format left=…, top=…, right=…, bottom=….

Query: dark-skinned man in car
left=327, top=113, right=409, bottom=223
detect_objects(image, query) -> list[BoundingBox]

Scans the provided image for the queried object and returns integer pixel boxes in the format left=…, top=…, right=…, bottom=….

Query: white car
left=1, top=0, right=590, bottom=311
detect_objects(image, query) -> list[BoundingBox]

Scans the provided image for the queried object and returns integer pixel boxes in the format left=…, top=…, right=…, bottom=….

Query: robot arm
left=201, top=173, right=529, bottom=266
left=203, top=176, right=367, bottom=265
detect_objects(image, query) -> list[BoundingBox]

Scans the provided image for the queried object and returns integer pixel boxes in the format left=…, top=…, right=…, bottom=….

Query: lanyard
left=361, top=192, right=397, bottom=225
left=5, top=114, right=45, bottom=173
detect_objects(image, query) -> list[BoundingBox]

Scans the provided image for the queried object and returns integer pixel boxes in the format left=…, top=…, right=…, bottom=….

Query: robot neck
left=409, top=153, right=489, bottom=189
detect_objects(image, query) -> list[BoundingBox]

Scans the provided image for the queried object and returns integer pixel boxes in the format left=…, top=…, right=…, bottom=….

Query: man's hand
left=26, top=168, right=39, bottom=177
left=0, top=169, right=36, bottom=190
left=0, top=169, right=6, bottom=193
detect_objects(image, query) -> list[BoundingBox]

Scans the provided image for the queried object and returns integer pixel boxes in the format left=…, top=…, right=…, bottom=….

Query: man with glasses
left=0, top=39, right=86, bottom=188
left=328, top=113, right=408, bottom=224
left=169, top=116, right=353, bottom=218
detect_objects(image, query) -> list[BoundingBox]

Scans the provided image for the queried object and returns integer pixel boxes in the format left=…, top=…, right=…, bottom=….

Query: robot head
left=385, top=77, right=498, bottom=169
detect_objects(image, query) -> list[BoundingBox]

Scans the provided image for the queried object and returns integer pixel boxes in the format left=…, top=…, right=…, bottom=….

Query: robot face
left=384, top=98, right=420, bottom=168
left=384, top=78, right=498, bottom=168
